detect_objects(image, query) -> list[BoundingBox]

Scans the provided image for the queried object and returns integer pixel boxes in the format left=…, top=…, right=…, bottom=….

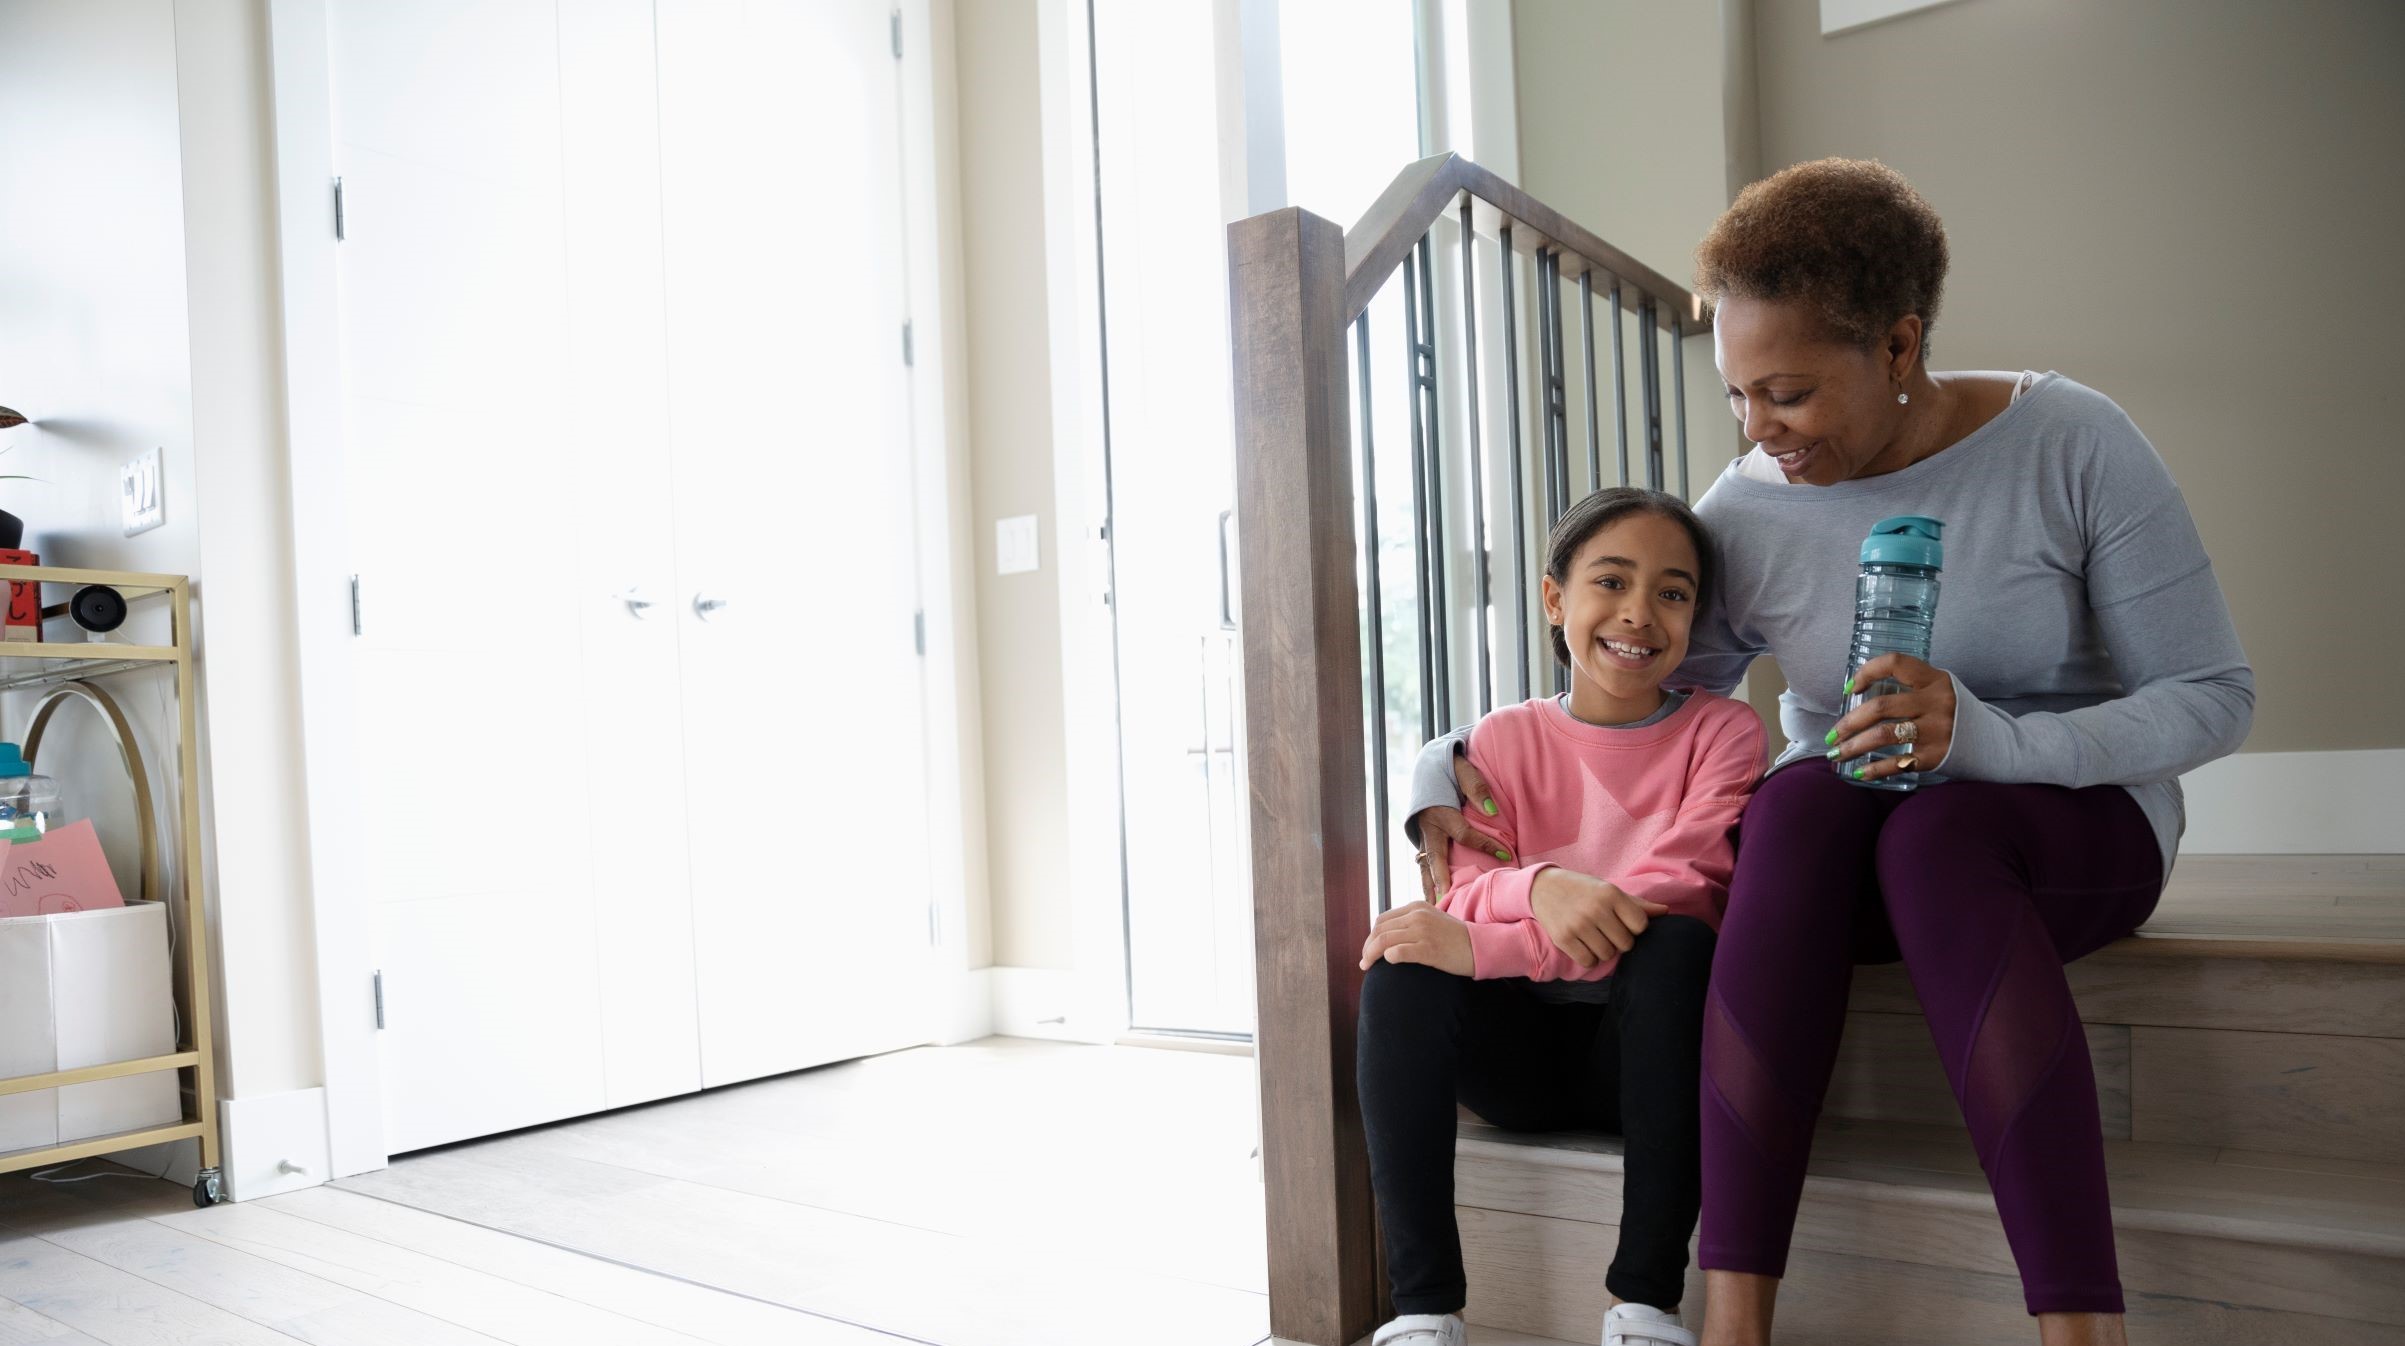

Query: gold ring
left=1898, top=754, right=1920, bottom=772
left=1893, top=720, right=1918, bottom=744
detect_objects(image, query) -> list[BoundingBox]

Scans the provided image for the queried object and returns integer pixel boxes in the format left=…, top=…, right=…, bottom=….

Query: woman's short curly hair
left=1695, top=158, right=1949, bottom=356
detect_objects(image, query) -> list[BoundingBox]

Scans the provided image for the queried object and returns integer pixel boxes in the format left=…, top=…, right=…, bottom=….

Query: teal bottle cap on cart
left=0, top=742, right=32, bottom=780
left=1861, top=515, right=1945, bottom=569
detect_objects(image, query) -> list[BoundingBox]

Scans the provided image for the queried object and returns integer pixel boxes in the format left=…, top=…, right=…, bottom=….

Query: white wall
left=0, top=0, right=329, bottom=1184
left=0, top=0, right=210, bottom=1099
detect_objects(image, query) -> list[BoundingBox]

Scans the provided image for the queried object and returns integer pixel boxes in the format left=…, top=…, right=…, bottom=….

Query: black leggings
left=1356, top=915, right=1716, bottom=1314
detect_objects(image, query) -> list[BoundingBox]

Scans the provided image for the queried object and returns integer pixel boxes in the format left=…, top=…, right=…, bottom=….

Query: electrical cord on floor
left=29, top=1154, right=175, bottom=1184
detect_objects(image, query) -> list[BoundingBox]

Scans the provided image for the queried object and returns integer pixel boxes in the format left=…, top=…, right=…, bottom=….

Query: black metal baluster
left=1538, top=250, right=1569, bottom=696
left=1540, top=250, right=1569, bottom=529
left=1498, top=225, right=1530, bottom=701
left=1402, top=250, right=1438, bottom=743
left=1580, top=269, right=1600, bottom=495
left=1610, top=278, right=1630, bottom=488
left=1459, top=198, right=1491, bottom=716
left=1673, top=313, right=1691, bottom=501
left=1530, top=249, right=1546, bottom=520
left=1639, top=296, right=1663, bottom=490
left=1413, top=232, right=1450, bottom=732
left=1354, top=313, right=1391, bottom=912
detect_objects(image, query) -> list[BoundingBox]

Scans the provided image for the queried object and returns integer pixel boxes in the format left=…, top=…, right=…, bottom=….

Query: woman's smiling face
left=1714, top=295, right=1918, bottom=486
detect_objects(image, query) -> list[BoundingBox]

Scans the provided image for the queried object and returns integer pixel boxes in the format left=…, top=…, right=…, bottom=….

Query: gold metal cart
left=0, top=563, right=222, bottom=1205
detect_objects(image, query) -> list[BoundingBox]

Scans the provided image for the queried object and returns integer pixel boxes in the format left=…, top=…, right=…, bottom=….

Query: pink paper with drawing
left=0, top=820, right=126, bottom=917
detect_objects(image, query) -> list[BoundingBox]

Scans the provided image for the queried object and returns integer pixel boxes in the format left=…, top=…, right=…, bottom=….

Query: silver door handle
left=621, top=587, right=659, bottom=619
left=692, top=594, right=730, bottom=620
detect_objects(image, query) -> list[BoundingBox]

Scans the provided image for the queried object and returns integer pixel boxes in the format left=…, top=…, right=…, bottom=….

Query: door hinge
left=913, top=609, right=926, bottom=656
left=901, top=320, right=914, bottom=367
left=891, top=10, right=903, bottom=58
left=349, top=574, right=363, bottom=636
left=333, top=176, right=346, bottom=241
left=372, top=970, right=386, bottom=1029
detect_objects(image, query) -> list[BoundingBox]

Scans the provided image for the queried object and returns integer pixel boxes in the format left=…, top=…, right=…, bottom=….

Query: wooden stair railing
left=1228, top=153, right=1715, bottom=1346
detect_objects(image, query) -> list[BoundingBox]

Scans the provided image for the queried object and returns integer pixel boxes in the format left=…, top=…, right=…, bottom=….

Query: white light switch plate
left=996, top=515, right=1039, bottom=575
left=120, top=448, right=165, bottom=537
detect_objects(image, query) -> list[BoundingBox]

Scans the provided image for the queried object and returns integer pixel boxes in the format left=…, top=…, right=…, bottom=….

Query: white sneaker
left=1372, top=1313, right=1467, bottom=1346
left=1603, top=1301, right=1695, bottom=1346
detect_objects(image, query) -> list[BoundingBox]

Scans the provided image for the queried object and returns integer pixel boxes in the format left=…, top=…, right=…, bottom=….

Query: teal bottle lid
left=0, top=742, right=32, bottom=779
left=1861, top=516, right=1945, bottom=570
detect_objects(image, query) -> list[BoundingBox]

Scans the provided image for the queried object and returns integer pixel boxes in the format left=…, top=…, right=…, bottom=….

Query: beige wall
left=1511, top=0, right=1750, bottom=525
left=1752, top=0, right=2405, bottom=753
left=955, top=0, right=1073, bottom=970
left=1514, top=0, right=1730, bottom=290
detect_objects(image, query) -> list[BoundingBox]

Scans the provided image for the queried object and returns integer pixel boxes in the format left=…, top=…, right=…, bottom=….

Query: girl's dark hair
left=1544, top=487, right=1713, bottom=667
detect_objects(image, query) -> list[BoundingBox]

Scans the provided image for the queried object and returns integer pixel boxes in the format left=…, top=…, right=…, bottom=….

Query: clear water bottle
left=1838, top=516, right=1944, bottom=793
left=0, top=742, right=61, bottom=843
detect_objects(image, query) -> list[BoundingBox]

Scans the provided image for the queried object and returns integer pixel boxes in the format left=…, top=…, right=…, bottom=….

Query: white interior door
left=556, top=0, right=707, bottom=1116
left=655, top=0, right=933, bottom=1088
left=331, top=0, right=617, bottom=1153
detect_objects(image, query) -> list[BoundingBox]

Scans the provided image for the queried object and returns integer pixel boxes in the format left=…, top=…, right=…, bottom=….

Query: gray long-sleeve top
left=1410, top=372, right=2254, bottom=875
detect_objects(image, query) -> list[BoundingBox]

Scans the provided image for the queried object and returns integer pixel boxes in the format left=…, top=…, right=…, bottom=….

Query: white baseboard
left=218, top=1086, right=332, bottom=1201
left=933, top=967, right=995, bottom=1046
left=2179, top=749, right=2405, bottom=854
left=988, top=966, right=1110, bottom=1043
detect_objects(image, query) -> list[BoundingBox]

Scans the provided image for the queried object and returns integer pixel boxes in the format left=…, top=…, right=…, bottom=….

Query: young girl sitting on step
left=1356, top=486, right=1767, bottom=1346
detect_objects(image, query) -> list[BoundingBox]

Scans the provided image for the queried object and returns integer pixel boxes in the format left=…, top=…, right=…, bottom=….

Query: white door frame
left=265, top=0, right=977, bottom=1176
left=1033, top=0, right=1134, bottom=1043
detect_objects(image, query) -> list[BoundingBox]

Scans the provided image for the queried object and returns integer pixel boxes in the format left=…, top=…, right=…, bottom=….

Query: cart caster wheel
left=193, top=1170, right=224, bottom=1207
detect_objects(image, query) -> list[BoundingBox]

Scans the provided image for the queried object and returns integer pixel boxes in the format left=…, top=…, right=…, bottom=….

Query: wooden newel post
left=1229, top=204, right=1384, bottom=1346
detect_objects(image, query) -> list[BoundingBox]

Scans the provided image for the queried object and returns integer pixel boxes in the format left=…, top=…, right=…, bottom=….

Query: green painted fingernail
left=1826, top=746, right=1841, bottom=760
left=1844, top=676, right=1855, bottom=695
left=1851, top=765, right=1867, bottom=780
left=1824, top=728, right=1839, bottom=746
left=1495, top=849, right=1511, bottom=862
left=1481, top=799, right=1497, bottom=816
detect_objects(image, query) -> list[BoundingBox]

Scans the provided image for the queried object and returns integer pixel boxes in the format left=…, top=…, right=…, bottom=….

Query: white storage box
left=0, top=902, right=181, bottom=1156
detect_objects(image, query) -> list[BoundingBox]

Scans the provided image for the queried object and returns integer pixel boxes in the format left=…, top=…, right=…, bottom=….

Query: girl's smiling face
left=1541, top=511, right=1702, bottom=723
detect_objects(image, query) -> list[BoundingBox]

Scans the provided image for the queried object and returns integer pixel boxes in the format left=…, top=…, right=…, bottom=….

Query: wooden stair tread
left=1456, top=1115, right=2405, bottom=1255
left=2124, top=854, right=2405, bottom=960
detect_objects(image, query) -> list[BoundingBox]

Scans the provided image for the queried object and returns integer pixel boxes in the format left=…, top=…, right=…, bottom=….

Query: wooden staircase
left=1223, top=158, right=2398, bottom=1346
left=1450, top=855, right=2405, bottom=1344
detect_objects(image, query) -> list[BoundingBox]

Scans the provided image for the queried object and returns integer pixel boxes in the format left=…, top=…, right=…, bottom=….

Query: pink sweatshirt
left=1441, top=692, right=1767, bottom=983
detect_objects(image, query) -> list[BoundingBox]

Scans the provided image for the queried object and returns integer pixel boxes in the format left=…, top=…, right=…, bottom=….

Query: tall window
left=1091, top=0, right=1428, bottom=1035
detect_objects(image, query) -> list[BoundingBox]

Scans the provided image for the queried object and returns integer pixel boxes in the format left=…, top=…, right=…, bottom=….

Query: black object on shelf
left=70, top=585, right=128, bottom=635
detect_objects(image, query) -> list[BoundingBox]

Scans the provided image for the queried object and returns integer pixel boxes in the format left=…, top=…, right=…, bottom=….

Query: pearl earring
left=1897, top=391, right=1910, bottom=405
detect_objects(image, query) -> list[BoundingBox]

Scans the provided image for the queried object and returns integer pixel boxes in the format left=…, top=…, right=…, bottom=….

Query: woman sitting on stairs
left=1407, top=159, right=2254, bottom=1346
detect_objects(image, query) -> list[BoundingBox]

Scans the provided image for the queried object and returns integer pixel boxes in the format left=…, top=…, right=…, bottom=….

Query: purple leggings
left=1699, top=763, right=2162, bottom=1315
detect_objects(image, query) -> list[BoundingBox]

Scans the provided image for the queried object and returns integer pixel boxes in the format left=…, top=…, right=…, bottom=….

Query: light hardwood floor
left=0, top=1038, right=1589, bottom=1346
